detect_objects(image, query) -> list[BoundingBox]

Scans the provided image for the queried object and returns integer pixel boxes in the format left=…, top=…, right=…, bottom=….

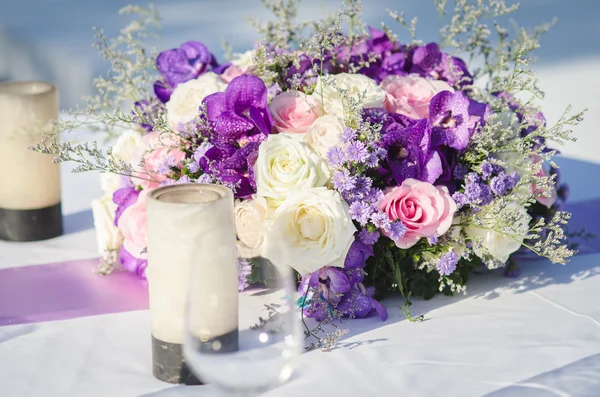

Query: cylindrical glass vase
left=0, top=81, right=62, bottom=241
left=146, top=184, right=238, bottom=385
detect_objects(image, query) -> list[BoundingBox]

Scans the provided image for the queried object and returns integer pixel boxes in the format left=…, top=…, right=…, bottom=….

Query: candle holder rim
left=0, top=81, right=57, bottom=97
left=148, top=183, right=234, bottom=205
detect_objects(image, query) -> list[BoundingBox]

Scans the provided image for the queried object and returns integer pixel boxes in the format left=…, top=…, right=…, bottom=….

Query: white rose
left=166, top=72, right=226, bottom=131
left=235, top=196, right=269, bottom=258
left=314, top=73, right=385, bottom=119
left=262, top=188, right=357, bottom=274
left=113, top=129, right=143, bottom=161
left=304, top=114, right=345, bottom=161
left=100, top=129, right=143, bottom=195
left=231, top=50, right=255, bottom=70
left=466, top=204, right=531, bottom=263
left=91, top=195, right=123, bottom=257
left=100, top=173, right=122, bottom=196
left=255, top=134, right=330, bottom=203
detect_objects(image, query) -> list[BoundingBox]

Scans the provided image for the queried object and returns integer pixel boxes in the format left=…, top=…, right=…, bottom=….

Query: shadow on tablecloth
left=483, top=353, right=600, bottom=397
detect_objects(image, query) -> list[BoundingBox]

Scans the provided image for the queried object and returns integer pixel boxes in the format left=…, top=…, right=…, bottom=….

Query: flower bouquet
left=36, top=0, right=583, bottom=346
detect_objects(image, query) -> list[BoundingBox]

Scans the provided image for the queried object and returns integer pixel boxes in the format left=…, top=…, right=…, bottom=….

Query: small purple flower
left=177, top=175, right=192, bottom=184
left=490, top=171, right=520, bottom=196
left=453, top=164, right=468, bottom=180
left=188, top=161, right=200, bottom=173
left=327, top=147, right=346, bottom=168
left=481, top=161, right=494, bottom=180
left=465, top=172, right=480, bottom=184
left=359, top=229, right=380, bottom=245
left=427, top=235, right=439, bottom=245
left=237, top=259, right=253, bottom=291
left=437, top=250, right=459, bottom=276
left=349, top=201, right=372, bottom=226
left=157, top=153, right=177, bottom=174
left=333, top=170, right=356, bottom=192
left=340, top=127, right=358, bottom=143
left=389, top=221, right=407, bottom=240
left=197, top=174, right=214, bottom=184
left=370, top=211, right=391, bottom=232
left=351, top=176, right=373, bottom=198
left=346, top=141, right=369, bottom=163
left=465, top=182, right=493, bottom=206
left=452, top=191, right=468, bottom=209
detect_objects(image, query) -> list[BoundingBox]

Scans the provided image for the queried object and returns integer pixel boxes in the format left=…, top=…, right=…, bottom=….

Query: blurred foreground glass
left=0, top=81, right=62, bottom=241
left=184, top=248, right=301, bottom=391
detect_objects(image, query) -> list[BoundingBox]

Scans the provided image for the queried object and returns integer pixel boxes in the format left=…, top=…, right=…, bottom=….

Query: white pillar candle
left=146, top=184, right=238, bottom=384
left=0, top=81, right=62, bottom=241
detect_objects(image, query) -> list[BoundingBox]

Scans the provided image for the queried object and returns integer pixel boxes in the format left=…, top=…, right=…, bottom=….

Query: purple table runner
left=0, top=258, right=148, bottom=327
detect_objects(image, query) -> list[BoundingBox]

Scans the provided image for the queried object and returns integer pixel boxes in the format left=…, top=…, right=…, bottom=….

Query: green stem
left=390, top=256, right=424, bottom=323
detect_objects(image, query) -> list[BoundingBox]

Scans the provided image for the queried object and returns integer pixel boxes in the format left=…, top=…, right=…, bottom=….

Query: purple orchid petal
left=214, top=110, right=255, bottom=140
left=344, top=239, right=374, bottom=270
left=369, top=297, right=388, bottom=321
left=119, top=246, right=148, bottom=278
left=153, top=81, right=172, bottom=103
left=213, top=62, right=232, bottom=75
left=203, top=92, right=228, bottom=122
left=225, top=74, right=268, bottom=115
left=248, top=105, right=273, bottom=136
left=323, top=268, right=351, bottom=295
left=338, top=289, right=373, bottom=318
left=112, top=187, right=140, bottom=226
left=422, top=151, right=443, bottom=184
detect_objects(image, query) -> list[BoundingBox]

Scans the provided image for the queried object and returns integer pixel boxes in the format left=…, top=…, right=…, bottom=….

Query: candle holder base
left=0, top=202, right=62, bottom=242
left=152, top=336, right=202, bottom=385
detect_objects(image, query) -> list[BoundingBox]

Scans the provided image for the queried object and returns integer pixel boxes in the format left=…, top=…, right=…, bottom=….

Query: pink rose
left=269, top=91, right=321, bottom=134
left=132, top=132, right=186, bottom=190
left=220, top=65, right=246, bottom=83
left=381, top=75, right=454, bottom=119
left=118, top=190, right=148, bottom=260
left=531, top=154, right=557, bottom=208
left=378, top=178, right=457, bottom=248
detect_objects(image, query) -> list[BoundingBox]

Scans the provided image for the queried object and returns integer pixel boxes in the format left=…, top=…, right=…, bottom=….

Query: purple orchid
left=381, top=119, right=443, bottom=185
left=299, top=267, right=352, bottom=321
left=201, top=74, right=272, bottom=197
left=408, top=42, right=473, bottom=87
left=112, top=186, right=140, bottom=226
left=337, top=285, right=388, bottom=321
left=119, top=246, right=148, bottom=278
left=154, top=41, right=218, bottom=103
left=429, top=90, right=491, bottom=151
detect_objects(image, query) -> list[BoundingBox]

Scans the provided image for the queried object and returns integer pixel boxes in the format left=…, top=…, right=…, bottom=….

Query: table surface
left=2, top=130, right=600, bottom=396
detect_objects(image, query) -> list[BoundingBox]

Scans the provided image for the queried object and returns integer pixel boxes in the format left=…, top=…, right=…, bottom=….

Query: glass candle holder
left=146, top=184, right=238, bottom=385
left=0, top=81, right=62, bottom=241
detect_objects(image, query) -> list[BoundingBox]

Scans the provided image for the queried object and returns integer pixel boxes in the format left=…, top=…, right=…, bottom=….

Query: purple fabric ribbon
left=0, top=258, right=148, bottom=327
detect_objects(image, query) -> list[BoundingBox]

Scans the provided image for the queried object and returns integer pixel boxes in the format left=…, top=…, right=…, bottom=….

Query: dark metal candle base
left=0, top=202, right=62, bottom=242
left=152, top=329, right=238, bottom=385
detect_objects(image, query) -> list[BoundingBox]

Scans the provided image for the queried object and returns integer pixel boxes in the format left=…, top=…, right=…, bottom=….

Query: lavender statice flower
left=359, top=229, right=380, bottom=245
left=465, top=172, right=480, bottom=184
left=490, top=172, right=520, bottom=196
left=349, top=201, right=373, bottom=226
left=389, top=221, right=407, bottom=240
left=481, top=161, right=494, bottom=180
left=370, top=211, right=391, bottom=232
left=437, top=250, right=459, bottom=276
left=453, top=164, right=468, bottom=180
left=452, top=191, right=468, bottom=209
left=237, top=258, right=253, bottom=292
left=327, top=147, right=346, bottom=168
left=333, top=170, right=356, bottom=192
left=465, top=182, right=493, bottom=206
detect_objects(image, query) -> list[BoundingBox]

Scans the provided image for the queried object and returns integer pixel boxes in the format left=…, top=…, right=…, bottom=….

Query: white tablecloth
left=1, top=155, right=599, bottom=397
